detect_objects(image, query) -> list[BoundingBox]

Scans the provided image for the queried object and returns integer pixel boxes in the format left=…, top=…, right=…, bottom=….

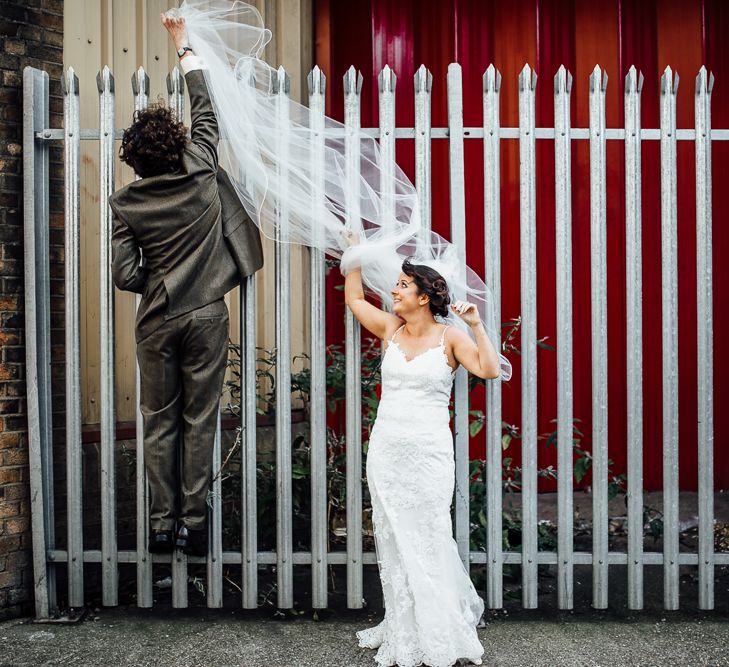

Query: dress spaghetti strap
left=390, top=324, right=405, bottom=342
left=439, top=324, right=450, bottom=346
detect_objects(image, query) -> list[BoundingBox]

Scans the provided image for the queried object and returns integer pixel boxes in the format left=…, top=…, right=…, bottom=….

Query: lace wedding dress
left=357, top=325, right=485, bottom=667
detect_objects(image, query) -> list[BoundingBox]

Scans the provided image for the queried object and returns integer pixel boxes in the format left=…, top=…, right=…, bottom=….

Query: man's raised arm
left=161, top=13, right=219, bottom=170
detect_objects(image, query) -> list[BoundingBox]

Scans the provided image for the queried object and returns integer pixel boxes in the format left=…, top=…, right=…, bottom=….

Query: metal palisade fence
left=22, top=61, right=723, bottom=618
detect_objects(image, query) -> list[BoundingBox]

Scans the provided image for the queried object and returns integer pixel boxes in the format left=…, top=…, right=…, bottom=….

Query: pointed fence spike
left=344, top=65, right=361, bottom=95
left=624, top=68, right=633, bottom=91
left=131, top=67, right=149, bottom=95
left=414, top=64, right=431, bottom=93
left=62, top=67, right=79, bottom=96
left=483, top=64, right=501, bottom=93
left=343, top=65, right=360, bottom=94
left=589, top=65, right=601, bottom=93
left=379, top=65, right=396, bottom=93
left=96, top=66, right=114, bottom=94
left=308, top=65, right=326, bottom=95
left=166, top=67, right=183, bottom=95
left=519, top=63, right=535, bottom=92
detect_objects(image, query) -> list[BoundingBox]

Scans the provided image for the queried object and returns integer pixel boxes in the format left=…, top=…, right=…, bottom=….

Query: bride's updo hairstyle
left=401, top=259, right=451, bottom=318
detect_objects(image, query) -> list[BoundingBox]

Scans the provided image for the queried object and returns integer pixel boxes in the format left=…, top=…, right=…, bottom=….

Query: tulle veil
left=169, top=0, right=512, bottom=381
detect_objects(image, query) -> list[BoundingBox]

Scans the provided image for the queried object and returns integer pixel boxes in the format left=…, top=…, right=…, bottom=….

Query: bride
left=343, top=236, right=499, bottom=667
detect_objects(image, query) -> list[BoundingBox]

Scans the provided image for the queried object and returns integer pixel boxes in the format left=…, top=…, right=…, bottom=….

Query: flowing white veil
left=170, top=0, right=512, bottom=381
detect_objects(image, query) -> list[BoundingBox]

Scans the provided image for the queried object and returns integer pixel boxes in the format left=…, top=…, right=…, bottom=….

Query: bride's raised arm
left=344, top=266, right=401, bottom=341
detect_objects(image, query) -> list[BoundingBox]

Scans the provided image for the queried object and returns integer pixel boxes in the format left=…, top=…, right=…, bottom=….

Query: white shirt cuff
left=179, top=54, right=203, bottom=75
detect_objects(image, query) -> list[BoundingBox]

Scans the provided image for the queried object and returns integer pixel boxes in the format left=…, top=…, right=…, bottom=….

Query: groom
left=110, top=14, right=263, bottom=556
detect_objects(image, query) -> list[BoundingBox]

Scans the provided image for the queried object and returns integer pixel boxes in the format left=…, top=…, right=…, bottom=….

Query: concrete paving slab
left=2, top=606, right=729, bottom=667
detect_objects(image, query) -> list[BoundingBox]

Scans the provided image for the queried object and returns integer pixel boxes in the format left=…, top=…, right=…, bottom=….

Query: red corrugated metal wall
left=315, top=0, right=728, bottom=491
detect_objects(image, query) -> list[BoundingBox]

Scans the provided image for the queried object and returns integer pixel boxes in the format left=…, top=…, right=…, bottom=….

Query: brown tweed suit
left=110, top=69, right=262, bottom=531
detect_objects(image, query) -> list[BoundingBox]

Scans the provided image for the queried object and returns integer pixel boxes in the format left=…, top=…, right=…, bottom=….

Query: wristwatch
left=177, top=46, right=193, bottom=58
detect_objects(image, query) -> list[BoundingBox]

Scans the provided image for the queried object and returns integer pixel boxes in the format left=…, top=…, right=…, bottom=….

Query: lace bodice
left=375, top=325, right=455, bottom=427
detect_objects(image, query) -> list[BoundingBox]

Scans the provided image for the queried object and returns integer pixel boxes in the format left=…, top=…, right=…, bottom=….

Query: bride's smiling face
left=391, top=273, right=427, bottom=315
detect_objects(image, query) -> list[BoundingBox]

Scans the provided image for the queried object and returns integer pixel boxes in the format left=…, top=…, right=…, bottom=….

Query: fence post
left=483, top=63, right=503, bottom=609
left=241, top=271, right=258, bottom=608
left=415, top=64, right=432, bottom=238
left=379, top=65, right=396, bottom=230
left=308, top=64, right=328, bottom=609
left=344, top=65, right=364, bottom=609
left=660, top=66, right=680, bottom=611
left=167, top=66, right=185, bottom=121
left=62, top=66, right=84, bottom=609
left=235, top=67, right=259, bottom=612
left=97, top=65, right=118, bottom=607
left=624, top=65, right=644, bottom=610
left=695, top=65, right=715, bottom=611
left=131, top=66, right=154, bottom=609
left=518, top=63, right=538, bottom=609
left=446, top=63, right=470, bottom=570
left=274, top=65, right=294, bottom=610
left=23, top=66, right=55, bottom=619
left=589, top=64, right=609, bottom=610
left=208, top=417, right=223, bottom=608
left=554, top=65, right=574, bottom=611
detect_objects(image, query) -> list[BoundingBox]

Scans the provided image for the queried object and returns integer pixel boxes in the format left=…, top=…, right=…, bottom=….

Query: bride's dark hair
left=401, top=259, right=451, bottom=318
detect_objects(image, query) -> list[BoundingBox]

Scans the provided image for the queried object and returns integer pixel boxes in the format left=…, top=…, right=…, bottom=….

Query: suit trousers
left=137, top=298, right=229, bottom=531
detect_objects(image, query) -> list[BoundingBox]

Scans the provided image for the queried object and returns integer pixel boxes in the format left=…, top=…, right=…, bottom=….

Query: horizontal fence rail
left=23, top=61, right=723, bottom=618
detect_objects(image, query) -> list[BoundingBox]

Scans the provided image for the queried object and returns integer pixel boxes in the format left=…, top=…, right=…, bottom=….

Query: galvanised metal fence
left=22, top=61, right=724, bottom=619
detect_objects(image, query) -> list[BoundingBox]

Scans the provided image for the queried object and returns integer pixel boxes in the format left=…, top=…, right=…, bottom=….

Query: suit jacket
left=110, top=69, right=263, bottom=342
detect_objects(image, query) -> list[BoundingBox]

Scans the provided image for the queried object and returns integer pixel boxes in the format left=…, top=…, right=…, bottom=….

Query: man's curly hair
left=119, top=103, right=187, bottom=178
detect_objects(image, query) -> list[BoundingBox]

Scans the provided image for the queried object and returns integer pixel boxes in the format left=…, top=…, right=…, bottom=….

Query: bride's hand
left=451, top=300, right=481, bottom=327
left=341, top=229, right=361, bottom=248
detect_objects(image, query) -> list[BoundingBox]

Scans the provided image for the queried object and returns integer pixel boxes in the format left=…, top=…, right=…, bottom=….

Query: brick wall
left=0, top=0, right=64, bottom=620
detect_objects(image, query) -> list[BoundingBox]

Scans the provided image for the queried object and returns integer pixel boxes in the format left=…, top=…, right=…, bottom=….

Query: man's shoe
left=175, top=525, right=208, bottom=557
left=148, top=529, right=175, bottom=553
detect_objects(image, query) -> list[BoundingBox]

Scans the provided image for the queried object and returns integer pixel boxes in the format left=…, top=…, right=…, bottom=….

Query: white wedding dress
left=357, top=325, right=485, bottom=667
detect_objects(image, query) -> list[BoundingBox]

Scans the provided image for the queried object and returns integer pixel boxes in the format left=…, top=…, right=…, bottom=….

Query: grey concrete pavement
left=2, top=607, right=729, bottom=667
